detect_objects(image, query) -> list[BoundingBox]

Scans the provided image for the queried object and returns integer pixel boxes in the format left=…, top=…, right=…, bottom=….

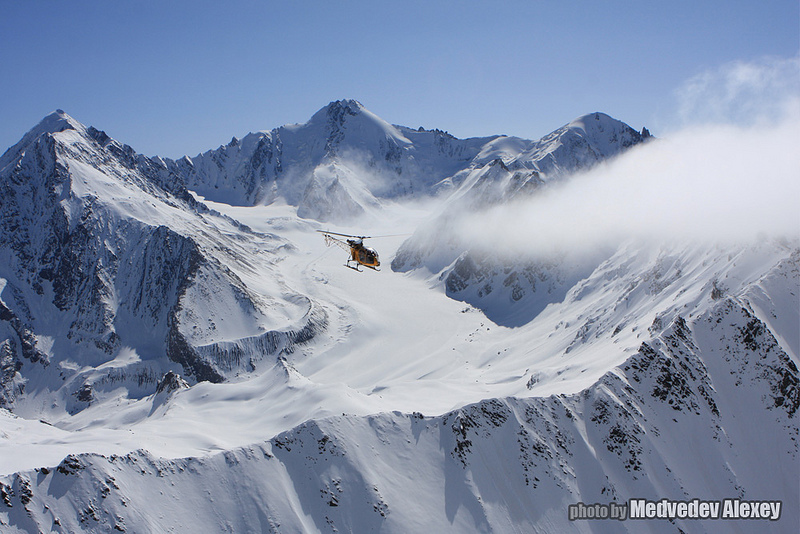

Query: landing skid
left=346, top=261, right=380, bottom=272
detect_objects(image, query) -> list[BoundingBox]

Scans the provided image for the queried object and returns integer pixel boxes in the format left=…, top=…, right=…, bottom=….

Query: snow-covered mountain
left=391, top=112, right=651, bottom=293
left=0, top=111, right=324, bottom=416
left=170, top=100, right=649, bottom=223
left=169, top=99, right=497, bottom=222
left=0, top=104, right=796, bottom=533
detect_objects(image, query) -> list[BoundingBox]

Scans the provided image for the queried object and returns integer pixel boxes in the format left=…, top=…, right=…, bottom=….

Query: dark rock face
left=165, top=315, right=225, bottom=384
left=75, top=383, right=93, bottom=403
left=155, top=370, right=189, bottom=395
left=1, top=121, right=195, bottom=361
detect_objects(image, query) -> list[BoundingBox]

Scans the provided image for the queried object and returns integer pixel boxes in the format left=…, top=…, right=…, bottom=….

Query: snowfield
left=0, top=102, right=797, bottom=533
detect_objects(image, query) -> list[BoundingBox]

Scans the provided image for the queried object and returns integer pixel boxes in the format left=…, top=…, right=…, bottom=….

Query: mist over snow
left=449, top=57, right=800, bottom=259
left=455, top=116, right=800, bottom=257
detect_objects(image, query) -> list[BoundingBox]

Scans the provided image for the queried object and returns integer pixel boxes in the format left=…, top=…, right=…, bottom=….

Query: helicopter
left=318, top=230, right=381, bottom=271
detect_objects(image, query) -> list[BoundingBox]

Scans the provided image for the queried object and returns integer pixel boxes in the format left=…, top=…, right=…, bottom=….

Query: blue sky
left=1, top=1, right=798, bottom=158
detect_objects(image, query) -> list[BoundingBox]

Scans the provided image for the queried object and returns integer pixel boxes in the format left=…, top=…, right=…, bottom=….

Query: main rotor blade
left=317, top=230, right=412, bottom=240
left=367, top=233, right=412, bottom=238
left=317, top=230, right=369, bottom=239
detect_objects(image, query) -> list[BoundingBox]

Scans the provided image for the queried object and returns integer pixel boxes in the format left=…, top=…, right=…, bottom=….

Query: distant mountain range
left=169, top=99, right=650, bottom=221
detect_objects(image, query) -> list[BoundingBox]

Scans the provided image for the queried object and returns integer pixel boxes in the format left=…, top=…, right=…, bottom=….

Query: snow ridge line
left=1, top=297, right=795, bottom=532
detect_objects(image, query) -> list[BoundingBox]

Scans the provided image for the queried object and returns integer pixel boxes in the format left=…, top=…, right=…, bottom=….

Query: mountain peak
left=556, top=111, right=647, bottom=157
left=567, top=111, right=624, bottom=131
left=1, top=109, right=88, bottom=166
left=327, top=99, right=365, bottom=114
left=33, top=109, right=85, bottom=136
left=17, top=109, right=87, bottom=147
left=308, top=99, right=366, bottom=128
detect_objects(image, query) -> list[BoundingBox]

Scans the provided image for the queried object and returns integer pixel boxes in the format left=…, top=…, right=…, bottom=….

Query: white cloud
left=675, top=55, right=800, bottom=128
left=455, top=56, right=800, bottom=255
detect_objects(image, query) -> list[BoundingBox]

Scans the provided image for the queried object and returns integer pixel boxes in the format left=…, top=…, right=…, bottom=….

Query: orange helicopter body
left=318, top=231, right=380, bottom=271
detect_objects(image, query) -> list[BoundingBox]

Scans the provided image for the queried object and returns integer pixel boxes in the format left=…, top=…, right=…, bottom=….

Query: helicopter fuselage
left=347, top=239, right=380, bottom=270
left=318, top=231, right=381, bottom=271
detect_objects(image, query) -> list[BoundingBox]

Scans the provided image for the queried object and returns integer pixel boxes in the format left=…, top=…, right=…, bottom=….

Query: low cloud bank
left=458, top=56, right=800, bottom=255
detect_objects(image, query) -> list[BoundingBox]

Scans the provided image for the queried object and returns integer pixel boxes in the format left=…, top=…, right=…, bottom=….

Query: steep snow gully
left=0, top=101, right=797, bottom=533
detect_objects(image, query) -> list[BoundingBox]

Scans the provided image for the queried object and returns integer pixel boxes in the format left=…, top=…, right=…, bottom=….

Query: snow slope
left=0, top=106, right=797, bottom=533
left=1, top=278, right=796, bottom=532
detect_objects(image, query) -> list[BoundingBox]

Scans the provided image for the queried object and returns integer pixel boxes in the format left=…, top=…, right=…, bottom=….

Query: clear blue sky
left=1, top=0, right=798, bottom=158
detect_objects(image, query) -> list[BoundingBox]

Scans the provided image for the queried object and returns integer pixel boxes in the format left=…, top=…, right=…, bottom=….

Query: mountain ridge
left=165, top=100, right=650, bottom=221
left=1, top=294, right=795, bottom=532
